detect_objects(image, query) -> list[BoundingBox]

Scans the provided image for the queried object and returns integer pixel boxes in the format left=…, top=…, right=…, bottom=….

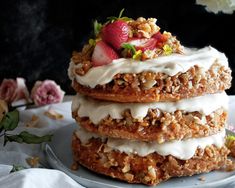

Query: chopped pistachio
left=89, top=39, right=96, bottom=46
left=133, top=50, right=142, bottom=60
left=163, top=44, right=173, bottom=55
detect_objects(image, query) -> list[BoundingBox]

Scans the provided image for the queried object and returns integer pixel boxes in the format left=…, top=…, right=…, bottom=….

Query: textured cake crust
left=72, top=108, right=227, bottom=143
left=72, top=134, right=230, bottom=185
left=71, top=63, right=231, bottom=102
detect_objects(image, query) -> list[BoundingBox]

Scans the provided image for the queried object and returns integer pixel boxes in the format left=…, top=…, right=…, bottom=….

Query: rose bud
left=0, top=78, right=30, bottom=103
left=31, top=80, right=65, bottom=106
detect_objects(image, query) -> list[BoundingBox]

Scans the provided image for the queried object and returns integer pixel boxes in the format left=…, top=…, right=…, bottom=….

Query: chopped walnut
left=122, top=163, right=131, bottom=173
left=198, top=176, right=206, bottom=181
left=71, top=162, right=79, bottom=170
left=44, top=109, right=64, bottom=120
left=25, top=115, right=39, bottom=128
left=26, top=156, right=40, bottom=168
left=124, top=173, right=134, bottom=181
left=128, top=17, right=160, bottom=38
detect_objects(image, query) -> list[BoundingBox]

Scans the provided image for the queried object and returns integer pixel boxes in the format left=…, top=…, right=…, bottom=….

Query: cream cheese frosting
left=75, top=127, right=225, bottom=160
left=68, top=46, right=228, bottom=88
left=72, top=92, right=228, bottom=124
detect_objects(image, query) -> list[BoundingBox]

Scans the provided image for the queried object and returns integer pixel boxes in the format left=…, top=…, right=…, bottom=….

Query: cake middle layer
left=72, top=92, right=228, bottom=143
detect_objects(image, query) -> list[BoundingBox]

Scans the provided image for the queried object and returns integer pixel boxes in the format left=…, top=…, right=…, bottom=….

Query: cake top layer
left=69, top=46, right=228, bottom=88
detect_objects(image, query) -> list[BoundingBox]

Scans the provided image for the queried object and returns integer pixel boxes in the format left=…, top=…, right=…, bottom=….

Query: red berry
left=91, top=41, right=119, bottom=67
left=127, top=38, right=157, bottom=52
left=102, top=20, right=129, bottom=50
left=152, top=32, right=168, bottom=46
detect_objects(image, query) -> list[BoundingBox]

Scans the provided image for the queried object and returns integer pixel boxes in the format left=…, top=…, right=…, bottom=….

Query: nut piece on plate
left=44, top=109, right=64, bottom=120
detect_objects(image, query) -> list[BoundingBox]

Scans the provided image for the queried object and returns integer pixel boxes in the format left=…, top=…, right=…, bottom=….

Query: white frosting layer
left=72, top=92, right=228, bottom=124
left=68, top=46, right=228, bottom=88
left=75, top=127, right=225, bottom=160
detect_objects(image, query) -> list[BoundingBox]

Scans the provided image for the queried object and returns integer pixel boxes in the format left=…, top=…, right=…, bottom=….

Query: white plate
left=44, top=123, right=235, bottom=188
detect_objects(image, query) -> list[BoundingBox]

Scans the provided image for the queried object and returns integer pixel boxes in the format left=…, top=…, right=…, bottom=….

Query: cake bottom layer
left=72, top=133, right=230, bottom=185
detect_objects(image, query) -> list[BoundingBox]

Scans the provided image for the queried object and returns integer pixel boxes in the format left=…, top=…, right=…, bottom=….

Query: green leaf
left=93, top=20, right=102, bottom=36
left=106, top=9, right=130, bottom=23
left=118, top=8, right=125, bottom=18
left=121, top=16, right=132, bottom=21
left=19, top=131, right=53, bottom=144
left=4, top=135, right=23, bottom=146
left=4, top=131, right=53, bottom=146
left=10, top=164, right=27, bottom=173
left=122, top=43, right=136, bottom=55
left=0, top=110, right=19, bottom=131
left=106, top=16, right=118, bottom=23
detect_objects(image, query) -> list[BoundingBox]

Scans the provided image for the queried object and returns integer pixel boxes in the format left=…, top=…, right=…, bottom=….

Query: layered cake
left=68, top=10, right=232, bottom=185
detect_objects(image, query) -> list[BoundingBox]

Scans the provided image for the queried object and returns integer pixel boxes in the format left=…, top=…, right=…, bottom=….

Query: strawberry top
left=101, top=20, right=129, bottom=50
left=87, top=9, right=183, bottom=67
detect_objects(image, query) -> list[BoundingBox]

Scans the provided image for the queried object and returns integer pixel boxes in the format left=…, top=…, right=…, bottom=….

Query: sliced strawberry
left=152, top=32, right=168, bottom=47
left=127, top=38, right=157, bottom=52
left=101, top=20, right=129, bottom=50
left=91, top=41, right=119, bottom=67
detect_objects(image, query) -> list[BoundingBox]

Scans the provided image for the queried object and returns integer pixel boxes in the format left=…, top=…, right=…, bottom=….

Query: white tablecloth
left=0, top=96, right=235, bottom=188
left=0, top=98, right=84, bottom=188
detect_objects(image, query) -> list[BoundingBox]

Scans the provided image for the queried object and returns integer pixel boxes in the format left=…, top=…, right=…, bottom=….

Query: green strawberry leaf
left=121, top=16, right=132, bottom=21
left=122, top=43, right=136, bottom=55
left=94, top=20, right=103, bottom=36
left=118, top=8, right=125, bottom=18
left=106, top=8, right=131, bottom=23
left=106, top=16, right=118, bottom=23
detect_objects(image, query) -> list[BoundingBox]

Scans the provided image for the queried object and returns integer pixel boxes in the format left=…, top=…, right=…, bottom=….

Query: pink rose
left=31, top=80, right=65, bottom=106
left=0, top=78, right=30, bottom=103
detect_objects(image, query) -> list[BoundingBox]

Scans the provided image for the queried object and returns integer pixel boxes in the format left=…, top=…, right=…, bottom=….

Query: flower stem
left=11, top=102, right=34, bottom=109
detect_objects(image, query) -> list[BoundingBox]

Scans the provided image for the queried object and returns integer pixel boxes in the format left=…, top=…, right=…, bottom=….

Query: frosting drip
left=75, top=127, right=225, bottom=160
left=72, top=92, right=228, bottom=124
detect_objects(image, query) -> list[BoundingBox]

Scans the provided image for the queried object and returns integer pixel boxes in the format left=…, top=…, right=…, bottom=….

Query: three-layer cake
left=68, top=13, right=232, bottom=185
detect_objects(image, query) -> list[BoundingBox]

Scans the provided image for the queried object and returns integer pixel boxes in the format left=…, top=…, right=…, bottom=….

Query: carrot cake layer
left=72, top=92, right=228, bottom=142
left=69, top=46, right=231, bottom=102
left=72, top=128, right=229, bottom=185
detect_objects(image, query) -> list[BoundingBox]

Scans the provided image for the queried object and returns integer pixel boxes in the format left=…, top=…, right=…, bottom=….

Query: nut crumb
left=44, top=109, right=64, bottom=120
left=198, top=176, right=206, bottom=181
left=71, top=162, right=79, bottom=170
left=225, top=159, right=235, bottom=171
left=25, top=115, right=39, bottom=128
left=26, top=156, right=40, bottom=168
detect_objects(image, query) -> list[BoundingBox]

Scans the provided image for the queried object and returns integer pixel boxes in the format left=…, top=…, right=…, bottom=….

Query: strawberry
left=152, top=32, right=168, bottom=47
left=101, top=20, right=129, bottom=50
left=152, top=32, right=168, bottom=42
left=91, top=41, right=119, bottom=67
left=127, top=38, right=157, bottom=52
